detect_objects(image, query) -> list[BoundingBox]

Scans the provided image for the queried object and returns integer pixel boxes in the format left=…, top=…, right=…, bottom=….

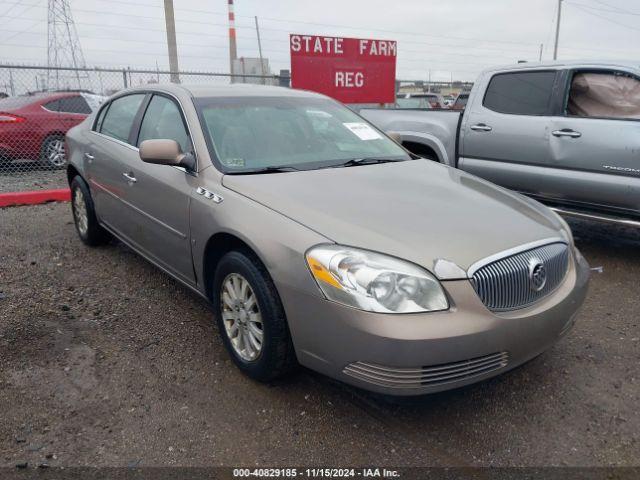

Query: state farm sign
left=290, top=34, right=397, bottom=104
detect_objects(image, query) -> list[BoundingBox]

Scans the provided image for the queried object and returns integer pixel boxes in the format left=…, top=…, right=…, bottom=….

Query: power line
left=570, top=3, right=640, bottom=32
left=566, top=1, right=640, bottom=16
left=590, top=0, right=640, bottom=14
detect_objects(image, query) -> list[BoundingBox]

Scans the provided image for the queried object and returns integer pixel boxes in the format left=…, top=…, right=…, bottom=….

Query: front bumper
left=279, top=247, right=590, bottom=396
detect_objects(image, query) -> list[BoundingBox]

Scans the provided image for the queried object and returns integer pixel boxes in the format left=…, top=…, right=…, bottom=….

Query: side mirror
left=139, top=139, right=195, bottom=170
left=386, top=131, right=402, bottom=144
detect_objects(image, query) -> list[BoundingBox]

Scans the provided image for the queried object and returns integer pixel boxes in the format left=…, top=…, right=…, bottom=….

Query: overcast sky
left=0, top=0, right=639, bottom=82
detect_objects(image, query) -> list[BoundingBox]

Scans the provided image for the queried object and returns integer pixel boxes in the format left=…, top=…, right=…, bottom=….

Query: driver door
left=118, top=93, right=198, bottom=285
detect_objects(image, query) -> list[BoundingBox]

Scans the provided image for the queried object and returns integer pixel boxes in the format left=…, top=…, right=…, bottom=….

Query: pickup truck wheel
left=70, top=176, right=111, bottom=246
left=212, top=250, right=297, bottom=382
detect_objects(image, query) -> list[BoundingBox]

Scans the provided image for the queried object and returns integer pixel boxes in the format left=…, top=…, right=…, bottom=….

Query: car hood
left=222, top=160, right=566, bottom=278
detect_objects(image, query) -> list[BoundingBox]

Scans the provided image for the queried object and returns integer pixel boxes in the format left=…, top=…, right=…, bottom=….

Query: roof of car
left=481, top=60, right=640, bottom=74
left=124, top=83, right=324, bottom=99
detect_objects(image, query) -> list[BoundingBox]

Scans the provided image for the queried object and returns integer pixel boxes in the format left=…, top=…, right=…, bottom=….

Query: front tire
left=212, top=250, right=297, bottom=382
left=70, top=176, right=111, bottom=246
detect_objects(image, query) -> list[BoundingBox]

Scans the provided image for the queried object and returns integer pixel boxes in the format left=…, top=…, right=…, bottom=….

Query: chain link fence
left=0, top=64, right=472, bottom=193
left=0, top=64, right=290, bottom=192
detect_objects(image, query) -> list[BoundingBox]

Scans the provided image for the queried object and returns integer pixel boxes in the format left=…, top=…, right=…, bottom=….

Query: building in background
left=232, top=57, right=274, bottom=85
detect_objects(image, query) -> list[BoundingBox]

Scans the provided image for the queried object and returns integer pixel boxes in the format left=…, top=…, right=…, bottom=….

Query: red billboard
left=290, top=34, right=397, bottom=104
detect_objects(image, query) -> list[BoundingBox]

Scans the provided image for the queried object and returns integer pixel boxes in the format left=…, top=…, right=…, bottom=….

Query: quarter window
left=483, top=71, right=556, bottom=115
left=99, top=94, right=145, bottom=144
left=57, top=95, right=92, bottom=114
left=137, top=95, right=191, bottom=153
left=43, top=99, right=60, bottom=111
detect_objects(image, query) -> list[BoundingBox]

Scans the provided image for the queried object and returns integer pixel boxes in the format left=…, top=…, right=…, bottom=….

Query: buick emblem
left=528, top=258, right=547, bottom=292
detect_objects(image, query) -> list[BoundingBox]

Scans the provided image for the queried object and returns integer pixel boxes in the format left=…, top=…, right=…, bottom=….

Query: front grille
left=343, top=352, right=509, bottom=389
left=471, top=242, right=569, bottom=312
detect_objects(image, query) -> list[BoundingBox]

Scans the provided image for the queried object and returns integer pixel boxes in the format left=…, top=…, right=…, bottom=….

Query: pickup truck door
left=460, top=70, right=560, bottom=194
left=546, top=69, right=640, bottom=215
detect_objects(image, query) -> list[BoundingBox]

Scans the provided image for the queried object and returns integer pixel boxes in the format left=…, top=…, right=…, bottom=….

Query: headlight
left=305, top=245, right=449, bottom=313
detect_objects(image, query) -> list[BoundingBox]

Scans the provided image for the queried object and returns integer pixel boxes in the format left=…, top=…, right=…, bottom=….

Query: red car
left=0, top=91, right=103, bottom=168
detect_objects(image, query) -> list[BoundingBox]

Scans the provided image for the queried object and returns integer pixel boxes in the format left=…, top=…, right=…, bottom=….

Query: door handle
left=552, top=129, right=581, bottom=138
left=470, top=123, right=492, bottom=132
left=122, top=172, right=137, bottom=183
left=84, top=152, right=94, bottom=161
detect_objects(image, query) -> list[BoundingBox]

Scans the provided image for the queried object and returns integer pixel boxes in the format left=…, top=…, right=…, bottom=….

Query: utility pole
left=163, top=0, right=180, bottom=83
left=553, top=0, right=563, bottom=60
left=539, top=43, right=544, bottom=61
left=255, top=16, right=266, bottom=84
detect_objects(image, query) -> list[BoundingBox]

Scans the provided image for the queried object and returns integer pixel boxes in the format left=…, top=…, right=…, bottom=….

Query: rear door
left=547, top=68, right=640, bottom=215
left=460, top=69, right=559, bottom=194
left=119, top=93, right=197, bottom=284
left=86, top=93, right=147, bottom=237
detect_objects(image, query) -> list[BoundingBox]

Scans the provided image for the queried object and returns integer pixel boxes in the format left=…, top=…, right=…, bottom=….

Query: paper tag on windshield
left=343, top=122, right=382, bottom=141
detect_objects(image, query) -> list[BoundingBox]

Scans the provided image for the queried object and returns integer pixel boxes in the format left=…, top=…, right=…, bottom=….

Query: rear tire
left=40, top=134, right=67, bottom=169
left=212, top=250, right=297, bottom=382
left=70, top=176, right=111, bottom=246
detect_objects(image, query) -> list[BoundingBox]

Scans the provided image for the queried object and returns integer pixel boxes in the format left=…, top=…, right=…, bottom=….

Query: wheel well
left=202, top=233, right=260, bottom=300
left=402, top=141, right=440, bottom=162
left=66, top=164, right=80, bottom=186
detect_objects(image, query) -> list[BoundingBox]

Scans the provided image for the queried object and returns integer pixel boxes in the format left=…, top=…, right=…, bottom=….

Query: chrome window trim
left=466, top=237, right=566, bottom=278
left=89, top=130, right=138, bottom=152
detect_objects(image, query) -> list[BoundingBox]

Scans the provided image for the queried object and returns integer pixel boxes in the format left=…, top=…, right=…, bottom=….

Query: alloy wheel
left=46, top=138, right=66, bottom=167
left=72, top=187, right=89, bottom=236
left=220, top=273, right=264, bottom=361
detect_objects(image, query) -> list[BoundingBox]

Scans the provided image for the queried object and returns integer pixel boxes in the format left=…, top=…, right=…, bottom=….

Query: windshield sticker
left=343, top=122, right=382, bottom=141
left=224, top=157, right=245, bottom=167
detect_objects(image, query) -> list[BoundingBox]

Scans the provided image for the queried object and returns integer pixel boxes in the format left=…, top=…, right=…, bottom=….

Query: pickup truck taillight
left=0, top=113, right=26, bottom=123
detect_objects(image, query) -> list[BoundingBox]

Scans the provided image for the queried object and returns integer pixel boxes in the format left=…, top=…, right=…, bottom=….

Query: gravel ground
left=0, top=202, right=638, bottom=468
left=0, top=167, right=67, bottom=193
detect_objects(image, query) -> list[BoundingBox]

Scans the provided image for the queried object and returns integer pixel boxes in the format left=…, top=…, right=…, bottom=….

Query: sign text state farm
left=290, top=34, right=397, bottom=104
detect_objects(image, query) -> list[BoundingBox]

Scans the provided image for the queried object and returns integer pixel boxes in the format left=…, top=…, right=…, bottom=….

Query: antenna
left=47, top=0, right=86, bottom=90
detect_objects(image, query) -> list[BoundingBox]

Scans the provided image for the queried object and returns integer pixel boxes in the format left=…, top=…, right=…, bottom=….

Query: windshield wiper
left=233, top=165, right=302, bottom=175
left=330, top=157, right=405, bottom=168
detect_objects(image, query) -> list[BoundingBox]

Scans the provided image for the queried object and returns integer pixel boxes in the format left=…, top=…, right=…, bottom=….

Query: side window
left=58, top=95, right=92, bottom=114
left=99, top=94, right=145, bottom=144
left=137, top=95, right=191, bottom=153
left=483, top=71, right=556, bottom=115
left=43, top=99, right=60, bottom=112
left=567, top=71, right=640, bottom=120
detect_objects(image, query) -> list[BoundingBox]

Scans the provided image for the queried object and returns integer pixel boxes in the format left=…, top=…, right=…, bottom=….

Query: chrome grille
left=343, top=352, right=509, bottom=389
left=471, top=242, right=569, bottom=312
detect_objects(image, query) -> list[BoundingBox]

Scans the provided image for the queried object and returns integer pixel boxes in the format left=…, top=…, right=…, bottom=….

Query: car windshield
left=195, top=96, right=410, bottom=173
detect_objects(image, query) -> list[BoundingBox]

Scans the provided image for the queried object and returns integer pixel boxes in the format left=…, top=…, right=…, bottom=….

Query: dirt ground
left=0, top=202, right=638, bottom=468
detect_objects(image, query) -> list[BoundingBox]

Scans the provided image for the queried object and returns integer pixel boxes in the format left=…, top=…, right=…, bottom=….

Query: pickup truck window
left=195, top=96, right=409, bottom=173
left=483, top=71, right=556, bottom=115
left=567, top=72, right=640, bottom=120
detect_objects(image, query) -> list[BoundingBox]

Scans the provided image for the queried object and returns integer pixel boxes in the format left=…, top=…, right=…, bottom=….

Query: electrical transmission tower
left=47, top=0, right=86, bottom=90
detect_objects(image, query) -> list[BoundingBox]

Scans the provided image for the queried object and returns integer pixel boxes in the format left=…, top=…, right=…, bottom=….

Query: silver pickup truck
left=361, top=61, right=640, bottom=227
